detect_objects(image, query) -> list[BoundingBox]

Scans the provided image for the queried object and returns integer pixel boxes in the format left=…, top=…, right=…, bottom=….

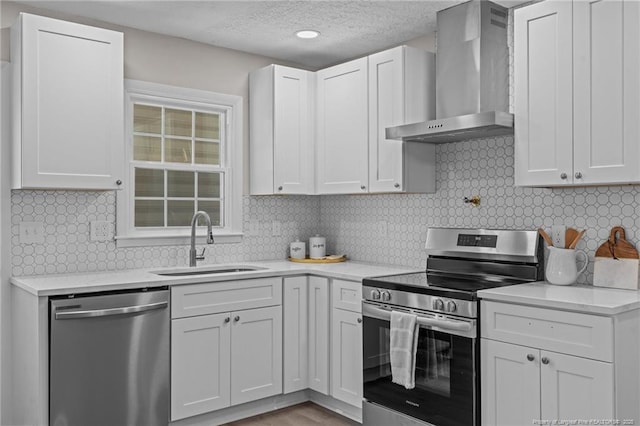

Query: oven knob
left=433, top=299, right=444, bottom=311
left=370, top=289, right=381, bottom=300
left=381, top=291, right=392, bottom=302
left=446, top=300, right=457, bottom=313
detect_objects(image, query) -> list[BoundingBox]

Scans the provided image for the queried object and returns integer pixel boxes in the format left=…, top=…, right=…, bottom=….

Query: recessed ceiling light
left=296, top=30, right=320, bottom=39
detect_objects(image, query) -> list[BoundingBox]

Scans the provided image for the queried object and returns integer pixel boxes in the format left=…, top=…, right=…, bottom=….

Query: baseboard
left=308, top=390, right=362, bottom=423
left=170, top=391, right=308, bottom=426
left=169, top=389, right=363, bottom=425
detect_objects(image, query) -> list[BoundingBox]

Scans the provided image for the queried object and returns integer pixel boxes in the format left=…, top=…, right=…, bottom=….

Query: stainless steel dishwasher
left=49, top=287, right=169, bottom=426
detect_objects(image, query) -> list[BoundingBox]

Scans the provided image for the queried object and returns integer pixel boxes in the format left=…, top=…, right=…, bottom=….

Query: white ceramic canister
left=290, top=240, right=306, bottom=259
left=309, top=235, right=326, bottom=259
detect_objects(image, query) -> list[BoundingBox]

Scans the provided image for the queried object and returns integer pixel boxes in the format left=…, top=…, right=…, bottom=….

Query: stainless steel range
left=362, top=228, right=543, bottom=426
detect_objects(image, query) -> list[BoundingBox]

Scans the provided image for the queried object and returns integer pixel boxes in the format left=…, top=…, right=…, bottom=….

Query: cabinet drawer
left=172, top=277, right=282, bottom=319
left=481, top=301, right=613, bottom=362
left=331, top=279, right=362, bottom=313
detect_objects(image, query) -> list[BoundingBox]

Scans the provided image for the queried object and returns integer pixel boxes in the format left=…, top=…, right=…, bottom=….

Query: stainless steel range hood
left=387, top=0, right=513, bottom=143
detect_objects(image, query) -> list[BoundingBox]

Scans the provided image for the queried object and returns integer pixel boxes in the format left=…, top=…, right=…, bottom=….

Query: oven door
left=362, top=301, right=477, bottom=426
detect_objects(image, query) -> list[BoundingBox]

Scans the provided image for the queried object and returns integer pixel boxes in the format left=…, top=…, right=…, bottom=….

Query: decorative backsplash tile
left=10, top=193, right=319, bottom=276
left=320, top=135, right=640, bottom=286
left=11, top=134, right=640, bottom=285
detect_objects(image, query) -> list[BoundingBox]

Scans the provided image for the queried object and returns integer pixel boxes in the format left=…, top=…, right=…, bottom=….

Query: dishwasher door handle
left=55, top=301, right=168, bottom=320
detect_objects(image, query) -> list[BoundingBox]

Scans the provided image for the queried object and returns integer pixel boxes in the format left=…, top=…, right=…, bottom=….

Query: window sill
left=115, top=233, right=243, bottom=248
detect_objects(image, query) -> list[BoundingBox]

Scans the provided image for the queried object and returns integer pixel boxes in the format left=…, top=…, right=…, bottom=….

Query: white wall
left=0, top=60, right=11, bottom=426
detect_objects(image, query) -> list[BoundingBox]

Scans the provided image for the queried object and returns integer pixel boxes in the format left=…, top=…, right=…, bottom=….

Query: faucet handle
left=207, top=232, right=214, bottom=244
left=196, top=248, right=206, bottom=261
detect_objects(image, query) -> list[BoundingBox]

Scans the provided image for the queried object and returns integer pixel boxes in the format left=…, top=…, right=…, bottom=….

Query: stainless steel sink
left=152, top=265, right=266, bottom=277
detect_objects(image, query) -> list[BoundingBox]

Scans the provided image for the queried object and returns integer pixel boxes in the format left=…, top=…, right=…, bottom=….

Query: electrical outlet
left=91, top=221, right=114, bottom=241
left=271, top=220, right=281, bottom=236
left=19, top=221, right=44, bottom=244
left=378, top=221, right=388, bottom=238
left=551, top=225, right=566, bottom=248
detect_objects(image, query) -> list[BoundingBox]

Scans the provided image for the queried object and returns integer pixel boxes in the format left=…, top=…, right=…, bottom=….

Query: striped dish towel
left=390, top=310, right=419, bottom=389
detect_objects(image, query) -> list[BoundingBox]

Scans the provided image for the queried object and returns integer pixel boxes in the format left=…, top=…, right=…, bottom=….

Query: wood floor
left=223, top=402, right=359, bottom=426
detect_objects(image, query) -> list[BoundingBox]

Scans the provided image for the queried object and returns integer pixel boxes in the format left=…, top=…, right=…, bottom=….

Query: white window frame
left=116, top=80, right=243, bottom=247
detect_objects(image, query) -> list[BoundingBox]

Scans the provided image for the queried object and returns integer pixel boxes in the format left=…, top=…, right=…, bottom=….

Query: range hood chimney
left=386, top=0, right=513, bottom=143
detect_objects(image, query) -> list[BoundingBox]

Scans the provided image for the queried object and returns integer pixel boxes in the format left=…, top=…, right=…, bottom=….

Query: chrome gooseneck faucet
left=189, top=211, right=214, bottom=267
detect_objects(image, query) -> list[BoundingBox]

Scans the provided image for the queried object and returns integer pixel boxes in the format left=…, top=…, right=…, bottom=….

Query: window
left=117, top=80, right=242, bottom=247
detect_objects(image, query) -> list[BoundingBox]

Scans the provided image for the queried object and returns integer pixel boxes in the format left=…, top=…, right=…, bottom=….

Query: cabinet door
left=481, top=339, right=540, bottom=426
left=230, top=306, right=282, bottom=405
left=540, top=350, right=614, bottom=421
left=514, top=1, right=573, bottom=186
left=274, top=66, right=314, bottom=194
left=15, top=14, right=123, bottom=190
left=573, top=0, right=640, bottom=184
left=368, top=47, right=405, bottom=193
left=308, top=276, right=330, bottom=395
left=171, top=313, right=231, bottom=421
left=316, top=57, right=369, bottom=194
left=331, top=308, right=363, bottom=408
left=283, top=276, right=308, bottom=393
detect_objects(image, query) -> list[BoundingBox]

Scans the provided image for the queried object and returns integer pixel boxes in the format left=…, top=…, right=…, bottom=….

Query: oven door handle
left=362, top=302, right=473, bottom=333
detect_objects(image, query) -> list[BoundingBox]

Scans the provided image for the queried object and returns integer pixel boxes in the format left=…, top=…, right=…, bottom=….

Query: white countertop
left=478, top=281, right=640, bottom=315
left=11, top=260, right=421, bottom=297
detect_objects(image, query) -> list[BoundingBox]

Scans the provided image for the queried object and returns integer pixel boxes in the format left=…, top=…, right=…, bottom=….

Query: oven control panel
left=363, top=286, right=476, bottom=318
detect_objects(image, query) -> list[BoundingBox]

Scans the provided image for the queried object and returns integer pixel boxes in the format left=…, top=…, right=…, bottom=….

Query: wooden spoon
left=565, top=228, right=579, bottom=249
left=538, top=228, right=553, bottom=247
left=568, top=229, right=586, bottom=249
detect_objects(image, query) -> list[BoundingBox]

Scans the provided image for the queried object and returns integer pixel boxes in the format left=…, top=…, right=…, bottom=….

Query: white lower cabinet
left=171, top=279, right=282, bottom=421
left=330, top=308, right=363, bottom=408
left=283, top=276, right=330, bottom=395
left=482, top=339, right=613, bottom=425
left=283, top=276, right=309, bottom=393
left=330, top=279, right=363, bottom=408
left=481, top=300, right=637, bottom=426
left=308, top=276, right=330, bottom=394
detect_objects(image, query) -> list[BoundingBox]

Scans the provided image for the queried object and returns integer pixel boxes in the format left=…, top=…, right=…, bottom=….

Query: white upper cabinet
left=515, top=1, right=640, bottom=186
left=572, top=0, right=640, bottom=185
left=316, top=57, right=370, bottom=194
left=368, top=46, right=436, bottom=193
left=250, top=65, right=314, bottom=195
left=11, top=13, right=124, bottom=190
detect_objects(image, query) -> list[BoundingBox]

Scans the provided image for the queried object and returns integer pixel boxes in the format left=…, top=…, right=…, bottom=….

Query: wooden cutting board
left=288, top=255, right=347, bottom=264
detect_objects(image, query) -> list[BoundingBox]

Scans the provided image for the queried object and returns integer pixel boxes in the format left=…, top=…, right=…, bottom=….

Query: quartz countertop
left=478, top=281, right=640, bottom=315
left=11, top=260, right=421, bottom=297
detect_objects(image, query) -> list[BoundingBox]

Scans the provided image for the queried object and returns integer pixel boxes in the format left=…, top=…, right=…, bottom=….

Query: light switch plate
left=19, top=221, right=44, bottom=244
left=91, top=221, right=114, bottom=241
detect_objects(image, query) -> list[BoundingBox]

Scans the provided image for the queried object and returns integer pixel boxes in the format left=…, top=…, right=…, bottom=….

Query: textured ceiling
left=13, top=1, right=527, bottom=68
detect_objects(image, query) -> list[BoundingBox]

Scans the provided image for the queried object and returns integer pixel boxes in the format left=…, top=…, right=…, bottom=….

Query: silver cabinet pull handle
left=278, top=186, right=283, bottom=191
left=234, top=316, right=240, bottom=322
left=357, top=317, right=362, bottom=323
left=224, top=317, right=230, bottom=323
left=541, top=357, right=550, bottom=365
left=55, top=301, right=168, bottom=320
left=360, top=185, right=366, bottom=190
left=575, top=172, right=582, bottom=179
left=560, top=173, right=567, bottom=180
left=527, top=354, right=535, bottom=362
left=394, top=183, right=400, bottom=188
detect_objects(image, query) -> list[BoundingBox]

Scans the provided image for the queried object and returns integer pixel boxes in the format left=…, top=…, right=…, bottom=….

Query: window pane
left=195, top=141, right=220, bottom=165
left=167, top=200, right=194, bottom=226
left=199, top=200, right=221, bottom=226
left=165, top=138, right=192, bottom=163
left=133, top=135, right=161, bottom=162
left=135, top=168, right=164, bottom=197
left=165, top=108, right=192, bottom=137
left=167, top=170, right=194, bottom=197
left=195, top=112, right=219, bottom=139
left=135, top=200, right=164, bottom=227
left=198, top=172, right=221, bottom=198
left=134, top=104, right=161, bottom=134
